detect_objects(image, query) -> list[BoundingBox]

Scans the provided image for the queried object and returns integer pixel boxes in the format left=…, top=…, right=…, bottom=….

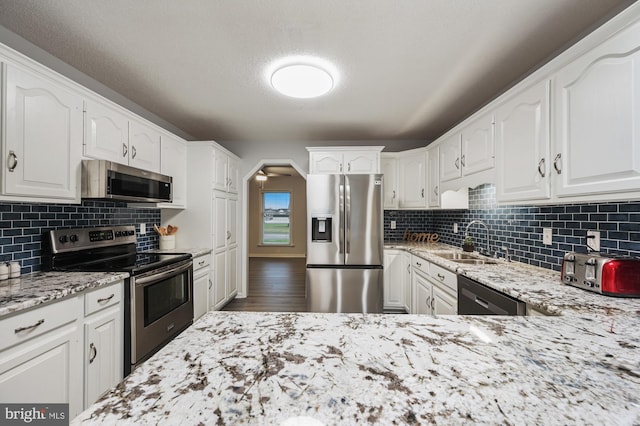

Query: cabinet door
left=495, top=80, right=551, bottom=202
left=402, top=253, right=411, bottom=312
left=433, top=286, right=457, bottom=315
left=381, top=156, right=398, bottom=209
left=439, top=134, right=462, bottom=182
left=227, top=196, right=238, bottom=247
left=84, top=308, right=121, bottom=407
left=212, top=251, right=226, bottom=310
left=383, top=251, right=404, bottom=310
left=84, top=100, right=129, bottom=165
left=0, top=324, right=82, bottom=417
left=226, top=246, right=238, bottom=298
left=4, top=63, right=82, bottom=200
left=193, top=269, right=209, bottom=320
left=344, top=151, right=378, bottom=173
left=461, top=113, right=494, bottom=176
left=554, top=21, right=640, bottom=197
left=213, top=149, right=228, bottom=191
left=413, top=272, right=432, bottom=315
left=213, top=194, right=227, bottom=252
left=128, top=120, right=161, bottom=172
left=227, top=156, right=239, bottom=193
left=309, top=152, right=343, bottom=174
left=398, top=152, right=427, bottom=208
left=427, top=147, right=440, bottom=207
left=160, top=135, right=187, bottom=207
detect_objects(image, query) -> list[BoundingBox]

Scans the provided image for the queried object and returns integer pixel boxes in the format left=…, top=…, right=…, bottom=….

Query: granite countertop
left=385, top=242, right=640, bottom=317
left=73, top=311, right=640, bottom=425
left=0, top=271, right=129, bottom=318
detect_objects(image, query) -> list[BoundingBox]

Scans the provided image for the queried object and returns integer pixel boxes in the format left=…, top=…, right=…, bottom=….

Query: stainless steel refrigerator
left=306, top=174, right=384, bottom=313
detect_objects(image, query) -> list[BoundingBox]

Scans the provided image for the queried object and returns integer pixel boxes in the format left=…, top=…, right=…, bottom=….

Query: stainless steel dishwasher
left=458, top=275, right=526, bottom=315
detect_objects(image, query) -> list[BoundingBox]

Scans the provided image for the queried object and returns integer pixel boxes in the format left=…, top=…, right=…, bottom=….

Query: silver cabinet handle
left=461, top=155, right=466, bottom=167
left=7, top=151, right=18, bottom=172
left=421, top=188, right=425, bottom=198
left=406, top=264, right=411, bottom=273
left=131, top=145, right=137, bottom=159
left=455, top=157, right=460, bottom=170
left=340, top=163, right=343, bottom=172
left=431, top=297, right=435, bottom=311
left=415, top=261, right=422, bottom=267
left=198, top=260, right=206, bottom=267
left=437, top=273, right=445, bottom=281
left=553, top=153, right=562, bottom=174
left=537, top=158, right=546, bottom=178
left=122, top=143, right=128, bottom=158
left=392, top=190, right=396, bottom=200
left=97, top=294, right=114, bottom=304
left=226, top=231, right=231, bottom=240
left=208, top=279, right=212, bottom=289
left=15, top=319, right=44, bottom=334
left=434, top=186, right=438, bottom=196
left=89, top=343, right=97, bottom=364
left=347, top=162, right=351, bottom=172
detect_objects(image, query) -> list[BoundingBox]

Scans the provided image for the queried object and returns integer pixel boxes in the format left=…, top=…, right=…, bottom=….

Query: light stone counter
left=386, top=242, right=640, bottom=317
left=73, top=311, right=640, bottom=425
left=148, top=247, right=212, bottom=258
left=0, top=271, right=129, bottom=318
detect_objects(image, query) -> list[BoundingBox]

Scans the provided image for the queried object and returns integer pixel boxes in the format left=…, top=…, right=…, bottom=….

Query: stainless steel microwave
left=81, top=160, right=172, bottom=203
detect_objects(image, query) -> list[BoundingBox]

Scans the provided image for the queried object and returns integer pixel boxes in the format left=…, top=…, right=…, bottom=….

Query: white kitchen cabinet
left=553, top=20, right=640, bottom=198
left=410, top=254, right=457, bottom=315
left=398, top=149, right=427, bottom=208
left=213, top=147, right=240, bottom=193
left=83, top=282, right=123, bottom=408
left=381, top=154, right=399, bottom=209
left=158, top=134, right=187, bottom=208
left=427, top=146, right=440, bottom=207
left=128, top=119, right=162, bottom=173
left=212, top=191, right=239, bottom=310
left=433, top=286, right=457, bottom=315
left=3, top=62, right=83, bottom=201
left=495, top=79, right=551, bottom=203
left=413, top=269, right=433, bottom=315
left=307, top=146, right=383, bottom=174
left=383, top=250, right=405, bottom=310
left=402, top=251, right=412, bottom=312
left=440, top=113, right=494, bottom=184
left=193, top=253, right=211, bottom=321
left=0, top=296, right=83, bottom=418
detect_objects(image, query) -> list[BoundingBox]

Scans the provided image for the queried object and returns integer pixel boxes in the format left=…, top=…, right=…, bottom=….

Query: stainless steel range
left=44, top=225, right=193, bottom=376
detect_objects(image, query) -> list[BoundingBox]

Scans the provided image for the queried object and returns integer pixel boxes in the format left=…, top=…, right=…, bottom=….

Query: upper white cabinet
left=84, top=100, right=161, bottom=173
left=3, top=62, right=83, bottom=201
left=128, top=119, right=161, bottom=173
left=427, top=146, right=440, bottom=207
left=307, top=146, right=383, bottom=174
left=158, top=134, right=187, bottom=208
left=495, top=80, right=551, bottom=202
left=553, top=20, right=640, bottom=198
left=398, top=148, right=427, bottom=208
left=440, top=113, right=494, bottom=184
left=213, top=147, right=239, bottom=193
left=381, top=154, right=399, bottom=209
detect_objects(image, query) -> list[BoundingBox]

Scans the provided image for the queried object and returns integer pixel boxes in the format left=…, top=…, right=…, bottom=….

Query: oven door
left=130, top=259, right=193, bottom=366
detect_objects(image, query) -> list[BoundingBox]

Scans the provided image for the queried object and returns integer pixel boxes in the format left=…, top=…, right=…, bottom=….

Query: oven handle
left=134, top=260, right=193, bottom=286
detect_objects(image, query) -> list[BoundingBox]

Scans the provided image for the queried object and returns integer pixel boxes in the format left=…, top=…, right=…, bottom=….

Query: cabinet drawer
left=430, top=263, right=457, bottom=294
left=85, top=283, right=122, bottom=316
left=1, top=297, right=80, bottom=351
left=411, top=256, right=429, bottom=275
left=193, top=255, right=211, bottom=272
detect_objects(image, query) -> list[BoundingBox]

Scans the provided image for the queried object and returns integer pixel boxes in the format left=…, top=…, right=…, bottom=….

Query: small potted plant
left=462, top=236, right=475, bottom=252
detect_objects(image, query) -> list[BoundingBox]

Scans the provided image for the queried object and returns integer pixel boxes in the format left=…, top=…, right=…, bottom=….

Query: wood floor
left=221, top=257, right=307, bottom=312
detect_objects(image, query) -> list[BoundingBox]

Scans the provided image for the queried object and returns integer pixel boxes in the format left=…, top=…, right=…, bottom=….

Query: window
left=262, top=191, right=292, bottom=245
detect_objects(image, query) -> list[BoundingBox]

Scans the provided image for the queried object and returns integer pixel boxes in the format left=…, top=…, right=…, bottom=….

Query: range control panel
left=49, top=225, right=137, bottom=253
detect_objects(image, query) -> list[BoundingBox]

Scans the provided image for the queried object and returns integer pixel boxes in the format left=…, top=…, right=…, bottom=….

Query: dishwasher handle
left=474, top=296, right=489, bottom=309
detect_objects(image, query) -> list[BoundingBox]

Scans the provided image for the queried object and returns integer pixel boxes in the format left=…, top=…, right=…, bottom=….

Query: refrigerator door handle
left=338, top=177, right=345, bottom=255
left=345, top=179, right=351, bottom=254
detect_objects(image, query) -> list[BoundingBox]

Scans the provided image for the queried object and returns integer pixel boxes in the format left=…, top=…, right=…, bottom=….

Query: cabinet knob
left=7, top=151, right=18, bottom=172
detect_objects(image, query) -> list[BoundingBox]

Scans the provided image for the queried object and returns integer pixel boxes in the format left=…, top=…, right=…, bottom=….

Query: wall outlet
left=390, top=220, right=396, bottom=230
left=542, top=228, right=552, bottom=245
left=140, top=223, right=146, bottom=235
left=453, top=223, right=458, bottom=234
left=586, top=230, right=600, bottom=252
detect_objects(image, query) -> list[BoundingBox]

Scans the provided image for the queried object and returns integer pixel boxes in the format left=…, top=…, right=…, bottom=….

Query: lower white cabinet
left=433, top=286, right=457, bottom=315
left=410, top=254, right=458, bottom=315
left=413, top=269, right=433, bottom=315
left=211, top=191, right=239, bottom=310
left=193, top=253, right=212, bottom=321
left=383, top=250, right=405, bottom=310
left=0, top=280, right=124, bottom=419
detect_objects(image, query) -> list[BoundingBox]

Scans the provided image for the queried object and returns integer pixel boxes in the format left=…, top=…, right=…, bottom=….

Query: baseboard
left=249, top=253, right=306, bottom=258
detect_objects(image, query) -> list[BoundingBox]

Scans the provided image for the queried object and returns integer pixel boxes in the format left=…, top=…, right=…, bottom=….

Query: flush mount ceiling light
left=268, top=57, right=337, bottom=99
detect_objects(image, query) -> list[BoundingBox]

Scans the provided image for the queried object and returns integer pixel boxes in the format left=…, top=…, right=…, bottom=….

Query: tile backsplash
left=385, top=184, right=640, bottom=271
left=0, top=201, right=160, bottom=274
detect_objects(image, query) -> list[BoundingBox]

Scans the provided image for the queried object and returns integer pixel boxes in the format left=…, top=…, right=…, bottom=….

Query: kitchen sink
left=431, top=251, right=498, bottom=265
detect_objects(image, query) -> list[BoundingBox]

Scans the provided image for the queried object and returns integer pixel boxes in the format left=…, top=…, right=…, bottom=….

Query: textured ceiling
left=0, top=0, right=634, bottom=148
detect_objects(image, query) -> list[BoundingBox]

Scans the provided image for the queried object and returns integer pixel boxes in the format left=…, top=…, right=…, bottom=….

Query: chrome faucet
left=495, top=246, right=511, bottom=262
left=465, top=220, right=490, bottom=255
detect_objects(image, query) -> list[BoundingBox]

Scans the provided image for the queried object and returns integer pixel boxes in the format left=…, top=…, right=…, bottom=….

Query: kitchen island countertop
left=73, top=311, right=640, bottom=425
